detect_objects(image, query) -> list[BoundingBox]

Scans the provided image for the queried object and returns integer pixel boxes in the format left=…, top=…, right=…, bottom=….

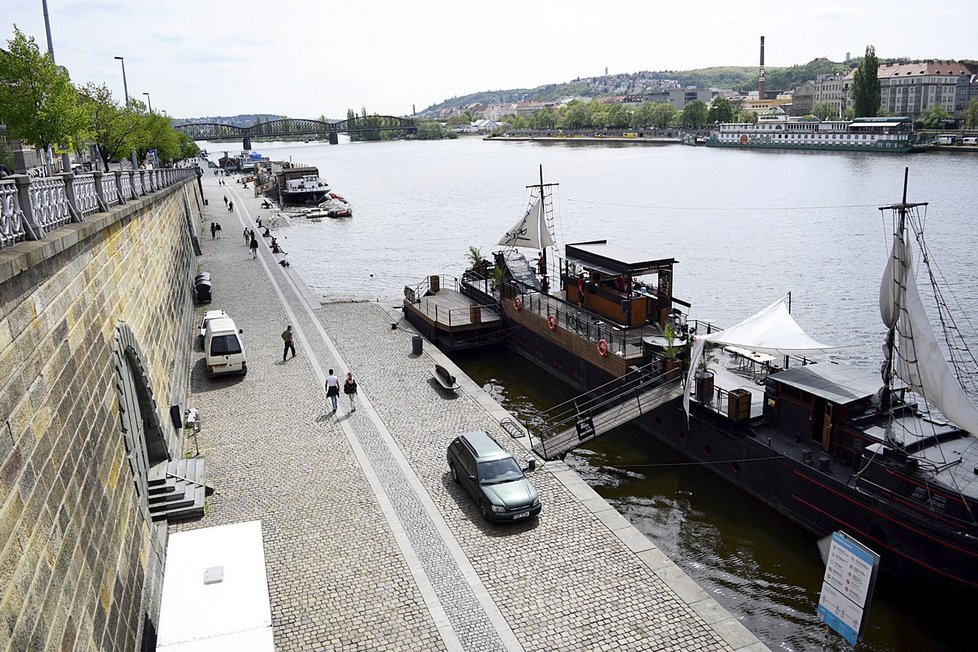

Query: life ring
left=739, top=135, right=748, bottom=145
left=597, top=339, right=609, bottom=357
left=548, top=315, right=557, bottom=331
left=514, top=296, right=522, bottom=311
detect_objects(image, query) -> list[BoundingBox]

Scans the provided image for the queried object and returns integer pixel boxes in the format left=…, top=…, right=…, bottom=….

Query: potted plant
left=694, top=342, right=717, bottom=403
left=662, top=322, right=684, bottom=381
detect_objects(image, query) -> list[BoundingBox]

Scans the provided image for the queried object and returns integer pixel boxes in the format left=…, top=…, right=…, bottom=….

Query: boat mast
left=527, top=164, right=558, bottom=293
left=879, top=167, right=927, bottom=414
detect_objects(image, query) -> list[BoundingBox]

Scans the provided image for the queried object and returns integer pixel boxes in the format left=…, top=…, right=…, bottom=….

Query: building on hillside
left=667, top=88, right=717, bottom=109
left=790, top=80, right=815, bottom=116
left=813, top=73, right=853, bottom=118
left=471, top=119, right=501, bottom=133
left=877, top=60, right=973, bottom=118
left=513, top=100, right=555, bottom=118
left=482, top=103, right=514, bottom=120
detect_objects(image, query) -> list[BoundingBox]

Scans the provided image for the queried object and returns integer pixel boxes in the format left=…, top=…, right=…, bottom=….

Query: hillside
left=171, top=114, right=285, bottom=127
left=423, top=59, right=852, bottom=114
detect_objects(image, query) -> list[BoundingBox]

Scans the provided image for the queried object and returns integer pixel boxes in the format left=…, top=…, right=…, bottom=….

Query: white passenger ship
left=705, top=108, right=920, bottom=153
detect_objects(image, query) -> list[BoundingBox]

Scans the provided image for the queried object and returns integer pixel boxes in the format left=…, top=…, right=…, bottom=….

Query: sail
left=880, top=233, right=978, bottom=437
left=498, top=196, right=554, bottom=249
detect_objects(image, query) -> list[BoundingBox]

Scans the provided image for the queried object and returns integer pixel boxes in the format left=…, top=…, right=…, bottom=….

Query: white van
left=204, top=317, right=247, bottom=377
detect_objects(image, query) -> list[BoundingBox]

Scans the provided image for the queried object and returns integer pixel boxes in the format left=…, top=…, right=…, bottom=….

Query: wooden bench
left=430, top=364, right=460, bottom=391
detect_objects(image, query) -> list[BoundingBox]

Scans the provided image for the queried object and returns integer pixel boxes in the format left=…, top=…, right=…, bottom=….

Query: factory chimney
left=758, top=36, right=766, bottom=100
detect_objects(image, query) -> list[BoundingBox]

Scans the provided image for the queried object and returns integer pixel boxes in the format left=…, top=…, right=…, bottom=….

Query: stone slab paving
left=172, top=172, right=768, bottom=652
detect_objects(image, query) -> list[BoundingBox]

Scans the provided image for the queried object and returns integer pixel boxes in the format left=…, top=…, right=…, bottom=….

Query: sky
left=4, top=0, right=975, bottom=120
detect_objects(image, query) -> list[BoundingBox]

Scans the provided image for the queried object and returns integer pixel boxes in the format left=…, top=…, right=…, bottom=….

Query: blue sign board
left=817, top=531, right=879, bottom=646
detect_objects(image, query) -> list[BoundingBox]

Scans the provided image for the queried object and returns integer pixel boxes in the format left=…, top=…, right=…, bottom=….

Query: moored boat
left=439, top=167, right=978, bottom=593
left=705, top=108, right=922, bottom=153
left=274, top=163, right=331, bottom=204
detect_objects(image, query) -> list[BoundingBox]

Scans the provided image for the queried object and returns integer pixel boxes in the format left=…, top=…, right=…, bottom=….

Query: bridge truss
left=175, top=116, right=418, bottom=144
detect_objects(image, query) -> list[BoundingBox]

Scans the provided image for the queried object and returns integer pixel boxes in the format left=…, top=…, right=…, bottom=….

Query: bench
left=430, top=364, right=460, bottom=391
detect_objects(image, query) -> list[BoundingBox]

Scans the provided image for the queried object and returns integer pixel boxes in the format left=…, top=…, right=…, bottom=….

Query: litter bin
left=411, top=335, right=423, bottom=355
left=194, top=280, right=211, bottom=303
left=203, top=198, right=208, bottom=205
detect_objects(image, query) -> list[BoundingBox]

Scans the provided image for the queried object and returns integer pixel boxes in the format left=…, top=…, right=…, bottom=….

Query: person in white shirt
left=325, top=369, right=340, bottom=413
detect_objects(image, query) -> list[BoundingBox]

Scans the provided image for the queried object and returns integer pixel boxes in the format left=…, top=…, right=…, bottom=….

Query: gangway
left=530, top=364, right=684, bottom=460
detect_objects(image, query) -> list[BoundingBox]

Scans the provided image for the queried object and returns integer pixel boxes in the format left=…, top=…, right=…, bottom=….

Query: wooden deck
left=406, top=289, right=501, bottom=331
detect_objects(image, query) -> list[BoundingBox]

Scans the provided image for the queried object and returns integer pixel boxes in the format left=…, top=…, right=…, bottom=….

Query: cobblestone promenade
left=175, top=172, right=768, bottom=652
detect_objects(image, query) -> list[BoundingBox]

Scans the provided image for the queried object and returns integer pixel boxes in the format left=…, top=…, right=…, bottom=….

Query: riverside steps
left=178, top=173, right=769, bottom=652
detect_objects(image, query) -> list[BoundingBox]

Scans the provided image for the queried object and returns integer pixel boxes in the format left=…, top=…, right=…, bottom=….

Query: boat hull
left=703, top=139, right=920, bottom=154
left=281, top=190, right=330, bottom=205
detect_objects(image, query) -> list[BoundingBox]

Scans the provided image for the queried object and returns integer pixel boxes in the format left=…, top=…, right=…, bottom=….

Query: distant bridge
left=175, top=116, right=418, bottom=148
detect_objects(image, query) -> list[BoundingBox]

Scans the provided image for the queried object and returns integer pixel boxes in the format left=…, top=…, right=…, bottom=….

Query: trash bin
left=411, top=335, right=423, bottom=355
left=194, top=272, right=211, bottom=284
left=194, top=280, right=211, bottom=303
left=203, top=198, right=208, bottom=205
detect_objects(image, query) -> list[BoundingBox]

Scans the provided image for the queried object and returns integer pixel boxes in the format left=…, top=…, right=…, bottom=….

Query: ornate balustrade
left=0, top=168, right=199, bottom=251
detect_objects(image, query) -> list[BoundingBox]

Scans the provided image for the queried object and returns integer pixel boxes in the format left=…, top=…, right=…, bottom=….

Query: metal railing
left=409, top=274, right=500, bottom=327
left=0, top=168, right=199, bottom=251
left=514, top=284, right=632, bottom=357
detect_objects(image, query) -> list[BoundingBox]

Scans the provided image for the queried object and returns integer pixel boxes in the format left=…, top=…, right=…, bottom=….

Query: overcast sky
left=4, top=0, right=975, bottom=120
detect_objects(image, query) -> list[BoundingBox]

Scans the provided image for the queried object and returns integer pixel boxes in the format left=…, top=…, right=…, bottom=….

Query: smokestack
left=759, top=36, right=766, bottom=100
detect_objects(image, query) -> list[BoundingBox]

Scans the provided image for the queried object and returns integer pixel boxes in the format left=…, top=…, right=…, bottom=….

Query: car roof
left=202, top=309, right=227, bottom=320
left=205, top=317, right=237, bottom=333
left=458, top=431, right=511, bottom=461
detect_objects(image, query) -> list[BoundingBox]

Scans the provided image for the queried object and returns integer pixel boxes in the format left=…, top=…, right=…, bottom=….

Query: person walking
left=250, top=234, right=258, bottom=259
left=228, top=200, right=234, bottom=213
left=215, top=223, right=222, bottom=238
left=243, top=228, right=250, bottom=245
left=210, top=222, right=216, bottom=239
left=281, top=325, right=296, bottom=361
left=343, top=372, right=358, bottom=412
left=325, top=369, right=340, bottom=413
left=223, top=195, right=228, bottom=206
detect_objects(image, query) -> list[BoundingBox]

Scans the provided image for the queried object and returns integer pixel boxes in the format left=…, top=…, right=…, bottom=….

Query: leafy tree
left=736, top=109, right=758, bottom=124
left=78, top=83, right=137, bottom=170
left=651, top=103, right=678, bottom=128
left=0, top=26, right=87, bottom=161
left=604, top=104, right=631, bottom=129
left=842, top=107, right=856, bottom=121
left=920, top=105, right=951, bottom=129
left=177, top=131, right=200, bottom=159
left=811, top=101, right=837, bottom=121
left=680, top=100, right=708, bottom=128
left=529, top=109, right=556, bottom=130
left=558, top=101, right=592, bottom=130
left=415, top=121, right=454, bottom=140
left=851, top=45, right=881, bottom=117
left=706, top=96, right=735, bottom=124
left=962, top=98, right=978, bottom=129
left=631, top=102, right=656, bottom=128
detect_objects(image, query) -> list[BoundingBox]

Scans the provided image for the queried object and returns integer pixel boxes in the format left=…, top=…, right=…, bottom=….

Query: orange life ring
left=597, top=339, right=609, bottom=357
left=514, top=296, right=522, bottom=311
left=548, top=315, right=557, bottom=331
left=739, top=135, right=748, bottom=145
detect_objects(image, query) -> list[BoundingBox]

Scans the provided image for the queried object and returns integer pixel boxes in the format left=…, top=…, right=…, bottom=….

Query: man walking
left=250, top=234, right=258, bottom=259
left=325, top=369, right=340, bottom=413
left=282, top=325, right=296, bottom=361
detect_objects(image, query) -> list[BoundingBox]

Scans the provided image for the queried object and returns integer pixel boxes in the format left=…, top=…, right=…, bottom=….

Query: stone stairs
left=147, top=458, right=213, bottom=522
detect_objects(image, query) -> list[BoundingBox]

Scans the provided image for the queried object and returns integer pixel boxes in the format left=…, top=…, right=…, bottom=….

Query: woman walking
left=343, top=372, right=358, bottom=412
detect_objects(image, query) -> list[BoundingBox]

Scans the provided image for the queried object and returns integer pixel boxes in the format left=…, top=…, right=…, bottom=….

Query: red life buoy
left=597, top=339, right=609, bottom=357
left=514, top=296, right=522, bottom=311
left=548, top=315, right=557, bottom=331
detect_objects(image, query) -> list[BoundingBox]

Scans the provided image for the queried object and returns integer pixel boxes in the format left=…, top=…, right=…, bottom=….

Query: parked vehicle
left=198, top=309, right=228, bottom=343
left=446, top=431, right=540, bottom=521
left=204, top=317, right=247, bottom=377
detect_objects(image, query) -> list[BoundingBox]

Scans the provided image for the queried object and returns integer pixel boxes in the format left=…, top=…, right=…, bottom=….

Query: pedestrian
left=210, top=222, right=216, bottom=239
left=250, top=235, right=258, bottom=259
left=223, top=195, right=228, bottom=206
left=325, top=369, right=340, bottom=413
left=215, top=223, right=222, bottom=238
left=256, top=216, right=262, bottom=228
left=243, top=228, right=249, bottom=245
left=228, top=201, right=234, bottom=213
left=343, top=372, right=358, bottom=412
left=281, top=325, right=295, bottom=361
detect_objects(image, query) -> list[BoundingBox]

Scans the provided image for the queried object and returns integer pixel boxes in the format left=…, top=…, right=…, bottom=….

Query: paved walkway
left=174, top=172, right=768, bottom=652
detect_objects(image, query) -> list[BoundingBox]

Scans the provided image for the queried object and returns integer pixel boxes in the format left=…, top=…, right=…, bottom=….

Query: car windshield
left=478, top=458, right=523, bottom=485
left=210, top=334, right=241, bottom=355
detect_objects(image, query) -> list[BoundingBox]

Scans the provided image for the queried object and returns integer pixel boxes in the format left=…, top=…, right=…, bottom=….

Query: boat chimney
left=758, top=36, right=766, bottom=100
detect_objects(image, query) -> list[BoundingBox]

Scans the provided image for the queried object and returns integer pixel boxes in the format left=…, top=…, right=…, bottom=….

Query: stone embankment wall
left=0, top=176, right=202, bottom=650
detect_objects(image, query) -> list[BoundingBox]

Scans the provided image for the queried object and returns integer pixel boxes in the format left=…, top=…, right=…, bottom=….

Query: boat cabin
left=560, top=240, right=678, bottom=328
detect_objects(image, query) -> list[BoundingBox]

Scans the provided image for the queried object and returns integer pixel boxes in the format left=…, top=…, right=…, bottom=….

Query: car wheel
left=480, top=500, right=492, bottom=521
left=450, top=463, right=459, bottom=483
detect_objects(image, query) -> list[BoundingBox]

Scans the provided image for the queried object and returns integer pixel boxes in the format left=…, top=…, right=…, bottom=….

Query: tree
left=79, top=83, right=137, bottom=170
left=920, top=105, right=951, bottom=129
left=851, top=45, right=881, bottom=118
left=811, top=101, right=837, bottom=121
left=0, top=26, right=87, bottom=163
left=557, top=101, right=592, bottom=130
left=604, top=104, right=631, bottom=129
left=631, top=102, right=656, bottom=129
left=963, top=98, right=978, bottom=129
left=680, top=100, right=708, bottom=128
left=529, top=109, right=556, bottom=130
left=737, top=109, right=759, bottom=124
left=706, top=96, right=735, bottom=124
left=650, top=103, right=678, bottom=128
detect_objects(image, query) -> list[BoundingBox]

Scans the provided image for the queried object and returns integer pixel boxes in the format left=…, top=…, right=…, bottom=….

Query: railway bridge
left=175, top=116, right=418, bottom=149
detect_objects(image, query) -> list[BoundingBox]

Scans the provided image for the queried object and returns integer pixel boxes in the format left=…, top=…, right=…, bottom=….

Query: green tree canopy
left=706, top=96, right=735, bottom=124
left=851, top=45, right=881, bottom=118
left=604, top=104, right=631, bottom=129
left=920, top=105, right=951, bottom=129
left=0, top=26, right=87, bottom=151
left=962, top=98, right=978, bottom=129
left=529, top=108, right=557, bottom=130
left=680, top=100, right=708, bottom=128
left=651, top=103, right=678, bottom=128
left=811, top=101, right=837, bottom=121
left=79, top=82, right=136, bottom=170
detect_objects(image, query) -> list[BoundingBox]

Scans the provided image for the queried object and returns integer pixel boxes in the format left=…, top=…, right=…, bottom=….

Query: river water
left=203, top=138, right=978, bottom=650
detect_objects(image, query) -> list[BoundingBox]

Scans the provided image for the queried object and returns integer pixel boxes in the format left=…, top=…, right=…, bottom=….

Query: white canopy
left=498, top=196, right=554, bottom=250
left=684, top=297, right=854, bottom=416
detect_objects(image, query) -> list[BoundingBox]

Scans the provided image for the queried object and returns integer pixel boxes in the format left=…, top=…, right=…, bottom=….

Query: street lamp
left=114, top=56, right=137, bottom=169
left=143, top=92, right=153, bottom=114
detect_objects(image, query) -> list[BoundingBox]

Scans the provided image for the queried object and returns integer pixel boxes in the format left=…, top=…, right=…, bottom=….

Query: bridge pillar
left=243, top=136, right=252, bottom=150
left=328, top=132, right=338, bottom=145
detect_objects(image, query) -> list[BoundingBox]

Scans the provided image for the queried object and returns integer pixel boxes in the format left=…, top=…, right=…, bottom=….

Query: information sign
left=575, top=411, right=595, bottom=440
left=817, top=531, right=879, bottom=646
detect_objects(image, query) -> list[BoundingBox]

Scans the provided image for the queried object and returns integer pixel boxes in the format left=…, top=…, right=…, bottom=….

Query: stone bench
left=430, top=364, right=459, bottom=391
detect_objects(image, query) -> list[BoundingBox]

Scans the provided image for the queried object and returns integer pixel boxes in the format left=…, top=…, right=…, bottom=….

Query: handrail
left=0, top=168, right=199, bottom=251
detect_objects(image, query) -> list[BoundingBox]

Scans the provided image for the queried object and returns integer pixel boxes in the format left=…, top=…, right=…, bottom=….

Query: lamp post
left=115, top=56, right=138, bottom=170
left=143, top=92, right=153, bottom=114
